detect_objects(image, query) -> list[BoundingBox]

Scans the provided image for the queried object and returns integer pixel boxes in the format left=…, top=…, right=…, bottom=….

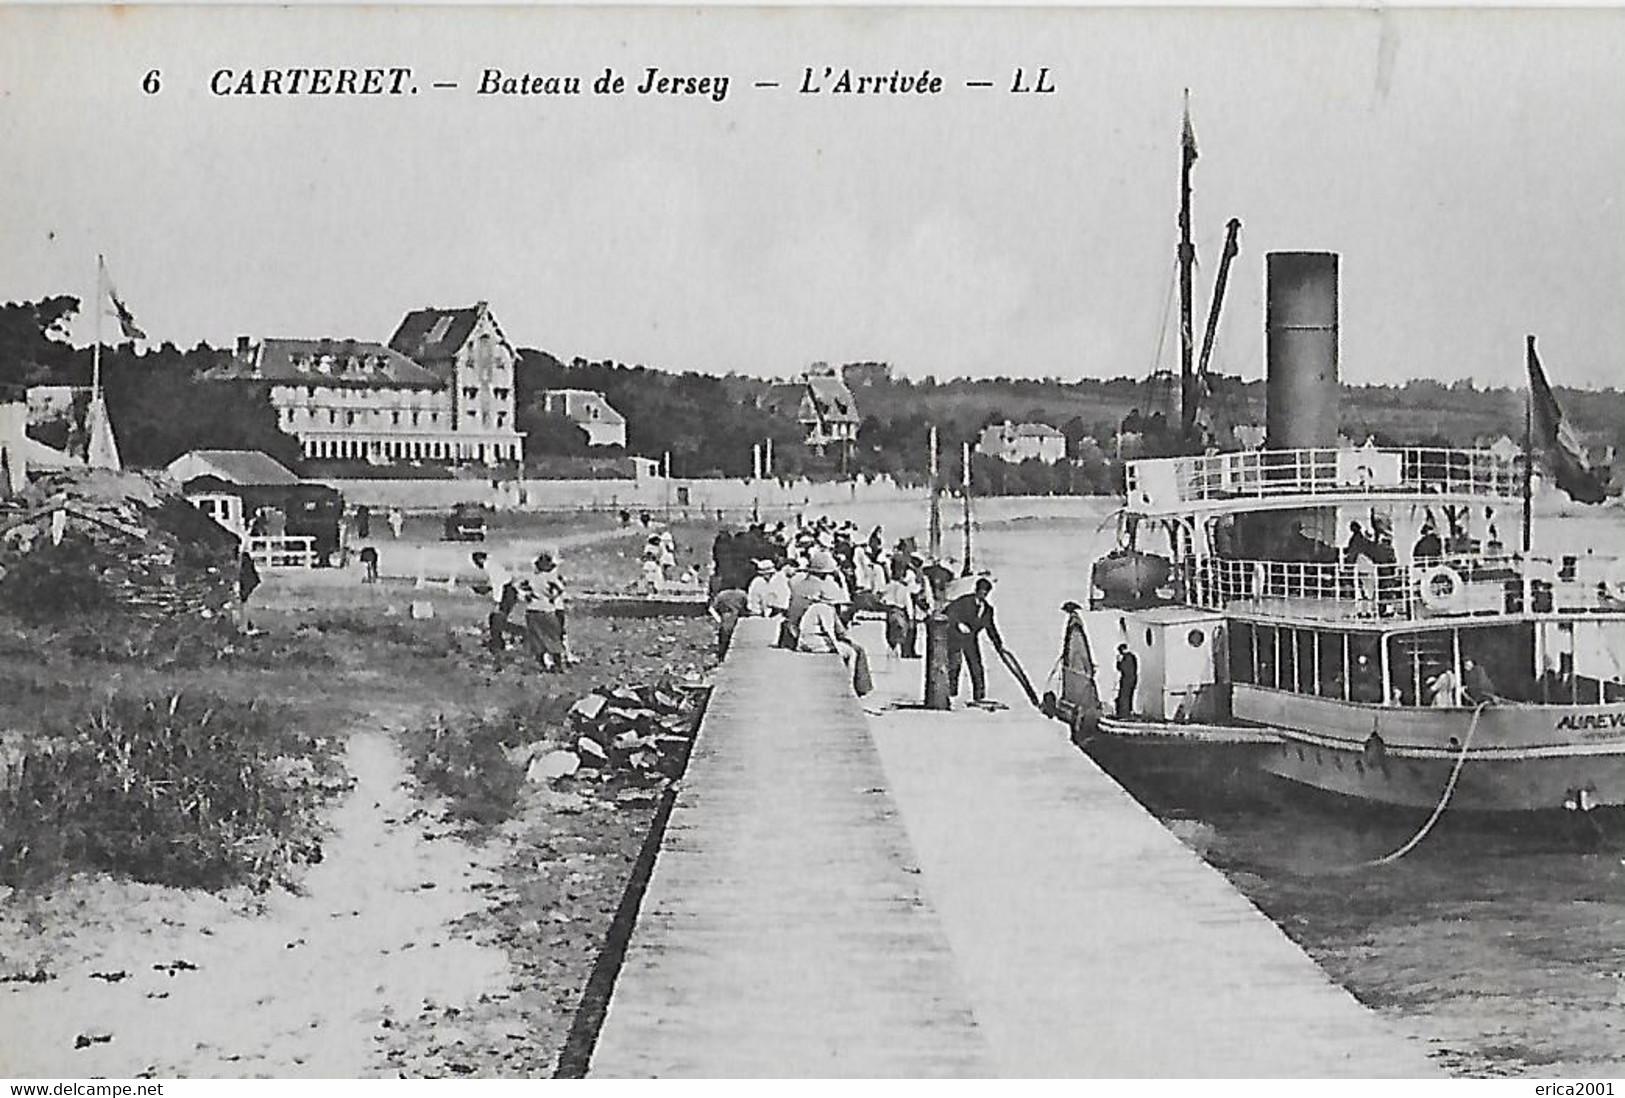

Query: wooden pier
left=588, top=619, right=1438, bottom=1077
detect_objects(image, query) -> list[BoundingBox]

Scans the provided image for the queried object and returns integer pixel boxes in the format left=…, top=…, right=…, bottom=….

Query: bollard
left=924, top=613, right=952, bottom=710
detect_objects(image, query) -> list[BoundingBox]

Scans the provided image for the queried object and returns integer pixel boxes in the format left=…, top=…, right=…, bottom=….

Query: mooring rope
left=1349, top=700, right=1489, bottom=869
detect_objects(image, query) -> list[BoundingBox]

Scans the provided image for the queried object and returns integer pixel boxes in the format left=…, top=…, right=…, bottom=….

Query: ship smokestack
left=1265, top=252, right=1339, bottom=449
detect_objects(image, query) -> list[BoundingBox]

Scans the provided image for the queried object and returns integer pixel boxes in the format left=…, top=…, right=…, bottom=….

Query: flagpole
left=1522, top=336, right=1535, bottom=554
left=93, top=253, right=104, bottom=399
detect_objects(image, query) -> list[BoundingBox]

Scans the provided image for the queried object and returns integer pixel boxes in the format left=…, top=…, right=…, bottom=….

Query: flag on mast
left=1526, top=335, right=1607, bottom=504
left=99, top=256, right=147, bottom=342
left=1181, top=93, right=1199, bottom=166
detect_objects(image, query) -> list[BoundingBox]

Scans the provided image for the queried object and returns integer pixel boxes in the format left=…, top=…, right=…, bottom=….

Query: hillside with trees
left=5, top=294, right=1624, bottom=495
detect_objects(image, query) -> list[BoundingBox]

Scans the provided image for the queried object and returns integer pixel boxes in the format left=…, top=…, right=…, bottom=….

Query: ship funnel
left=1265, top=252, right=1339, bottom=449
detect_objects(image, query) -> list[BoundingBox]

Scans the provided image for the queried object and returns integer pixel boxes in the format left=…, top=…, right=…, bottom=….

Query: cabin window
left=1349, top=634, right=1383, bottom=703
left=1318, top=632, right=1347, bottom=699
left=1296, top=630, right=1318, bottom=695
left=1279, top=628, right=1298, bottom=694
left=1228, top=622, right=1255, bottom=683
left=1256, top=625, right=1277, bottom=689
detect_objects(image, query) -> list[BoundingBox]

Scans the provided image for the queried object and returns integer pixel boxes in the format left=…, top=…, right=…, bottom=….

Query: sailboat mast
left=1178, top=90, right=1198, bottom=445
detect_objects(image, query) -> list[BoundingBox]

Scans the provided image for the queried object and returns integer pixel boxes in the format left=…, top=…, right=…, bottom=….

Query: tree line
left=5, top=295, right=1622, bottom=494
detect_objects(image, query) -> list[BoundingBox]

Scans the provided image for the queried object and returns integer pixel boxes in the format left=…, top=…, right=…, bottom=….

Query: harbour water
left=836, top=495, right=1625, bottom=1078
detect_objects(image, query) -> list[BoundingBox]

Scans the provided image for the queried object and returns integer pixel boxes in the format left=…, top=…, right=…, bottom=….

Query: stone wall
left=319, top=475, right=928, bottom=516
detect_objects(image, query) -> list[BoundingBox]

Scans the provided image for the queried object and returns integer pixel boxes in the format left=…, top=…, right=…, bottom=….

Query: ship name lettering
left=1554, top=711, right=1625, bottom=732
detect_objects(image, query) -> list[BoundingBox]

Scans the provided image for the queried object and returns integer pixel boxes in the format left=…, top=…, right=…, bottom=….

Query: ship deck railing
left=1182, top=551, right=1625, bottom=625
left=1124, top=447, right=1522, bottom=515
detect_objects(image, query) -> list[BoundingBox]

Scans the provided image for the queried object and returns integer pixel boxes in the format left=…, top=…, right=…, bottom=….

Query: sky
left=3, top=5, right=1624, bottom=389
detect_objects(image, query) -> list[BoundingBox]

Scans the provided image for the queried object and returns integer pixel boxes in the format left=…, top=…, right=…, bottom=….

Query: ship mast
left=1178, top=89, right=1199, bottom=446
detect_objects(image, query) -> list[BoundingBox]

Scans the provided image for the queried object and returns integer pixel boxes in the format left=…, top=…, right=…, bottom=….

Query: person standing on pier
left=1115, top=643, right=1139, bottom=719
left=710, top=586, right=749, bottom=659
left=945, top=577, right=1004, bottom=705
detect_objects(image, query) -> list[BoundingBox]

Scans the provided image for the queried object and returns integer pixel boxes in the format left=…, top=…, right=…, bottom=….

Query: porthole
left=1187, top=628, right=1206, bottom=648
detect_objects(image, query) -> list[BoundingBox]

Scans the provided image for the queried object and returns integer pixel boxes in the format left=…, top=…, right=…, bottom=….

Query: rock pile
left=0, top=469, right=239, bottom=656
left=522, top=681, right=705, bottom=784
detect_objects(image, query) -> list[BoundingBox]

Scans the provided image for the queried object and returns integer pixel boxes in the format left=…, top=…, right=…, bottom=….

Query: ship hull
left=1234, top=685, right=1625, bottom=813
left=1262, top=730, right=1625, bottom=814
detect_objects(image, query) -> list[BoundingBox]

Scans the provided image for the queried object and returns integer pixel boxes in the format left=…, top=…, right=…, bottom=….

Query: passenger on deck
left=1347, top=522, right=1379, bottom=612
left=1350, top=654, right=1384, bottom=703
left=1462, top=658, right=1500, bottom=705
left=1428, top=665, right=1459, bottom=707
left=1115, top=644, right=1139, bottom=719
left=1412, top=525, right=1443, bottom=561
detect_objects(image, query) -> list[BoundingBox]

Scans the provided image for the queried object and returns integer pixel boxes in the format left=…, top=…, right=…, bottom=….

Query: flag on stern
left=99, top=256, right=147, bottom=342
left=1526, top=335, right=1608, bottom=504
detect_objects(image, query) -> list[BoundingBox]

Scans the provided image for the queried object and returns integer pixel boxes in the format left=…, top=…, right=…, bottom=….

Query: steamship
left=1048, top=250, right=1625, bottom=816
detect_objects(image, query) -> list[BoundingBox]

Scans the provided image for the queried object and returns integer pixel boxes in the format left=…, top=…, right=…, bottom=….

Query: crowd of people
left=705, top=514, right=1009, bottom=705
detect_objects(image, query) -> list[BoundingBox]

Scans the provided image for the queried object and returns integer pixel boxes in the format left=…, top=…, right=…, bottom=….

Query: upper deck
left=1124, top=447, right=1522, bottom=517
left=1182, top=552, right=1625, bottom=628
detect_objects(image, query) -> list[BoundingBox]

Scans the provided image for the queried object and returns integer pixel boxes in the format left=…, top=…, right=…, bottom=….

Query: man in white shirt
left=745, top=559, right=777, bottom=616
left=472, top=551, right=512, bottom=653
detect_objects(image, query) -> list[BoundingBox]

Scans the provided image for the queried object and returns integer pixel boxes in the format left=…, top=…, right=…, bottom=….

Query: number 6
left=143, top=69, right=161, bottom=94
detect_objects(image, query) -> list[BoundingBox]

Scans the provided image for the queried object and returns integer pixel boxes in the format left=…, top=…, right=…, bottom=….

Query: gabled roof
left=167, top=449, right=301, bottom=487
left=389, top=304, right=485, bottom=366
left=802, top=374, right=859, bottom=424
left=1014, top=422, right=1064, bottom=439
left=208, top=339, right=442, bottom=388
left=543, top=389, right=627, bottom=427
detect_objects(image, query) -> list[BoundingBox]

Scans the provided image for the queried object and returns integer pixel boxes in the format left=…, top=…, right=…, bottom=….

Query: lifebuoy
left=1418, top=564, right=1465, bottom=612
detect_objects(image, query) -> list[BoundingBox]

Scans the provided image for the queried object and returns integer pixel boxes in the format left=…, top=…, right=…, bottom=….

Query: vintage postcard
left=2, top=4, right=1624, bottom=1085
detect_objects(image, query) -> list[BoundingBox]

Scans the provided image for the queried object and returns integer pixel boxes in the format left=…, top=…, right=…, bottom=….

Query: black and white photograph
left=3, top=2, right=1625, bottom=1083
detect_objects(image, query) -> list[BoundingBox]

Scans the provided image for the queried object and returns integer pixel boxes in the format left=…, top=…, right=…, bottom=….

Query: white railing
left=247, top=534, right=317, bottom=570
left=1183, top=552, right=1625, bottom=623
left=1125, top=447, right=1522, bottom=512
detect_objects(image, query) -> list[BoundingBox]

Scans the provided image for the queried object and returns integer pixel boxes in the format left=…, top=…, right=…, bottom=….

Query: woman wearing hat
left=796, top=586, right=874, bottom=697
left=780, top=549, right=847, bottom=649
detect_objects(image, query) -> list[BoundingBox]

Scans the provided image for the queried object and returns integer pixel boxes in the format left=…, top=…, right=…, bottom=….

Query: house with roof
left=166, top=449, right=343, bottom=561
left=538, top=389, right=626, bottom=447
left=208, top=302, right=524, bottom=466
left=978, top=420, right=1067, bottom=465
left=388, top=301, right=523, bottom=462
left=798, top=362, right=860, bottom=455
